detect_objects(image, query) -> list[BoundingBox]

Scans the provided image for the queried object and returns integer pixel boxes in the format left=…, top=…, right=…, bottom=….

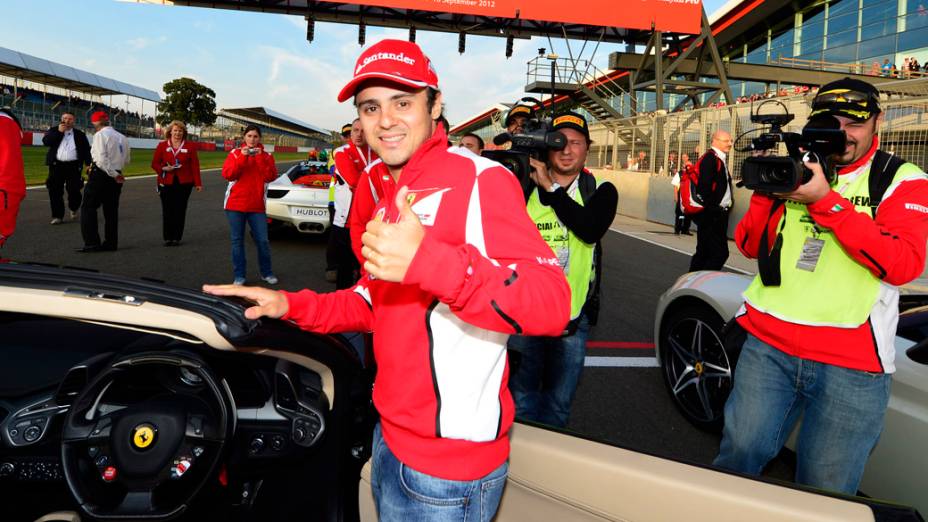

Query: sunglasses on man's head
left=813, top=89, right=876, bottom=107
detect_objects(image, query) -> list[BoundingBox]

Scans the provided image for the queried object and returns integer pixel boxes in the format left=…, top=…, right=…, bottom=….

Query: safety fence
left=585, top=77, right=928, bottom=178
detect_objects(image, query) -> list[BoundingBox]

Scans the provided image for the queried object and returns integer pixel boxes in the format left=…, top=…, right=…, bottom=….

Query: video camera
left=738, top=100, right=846, bottom=193
left=481, top=97, right=566, bottom=198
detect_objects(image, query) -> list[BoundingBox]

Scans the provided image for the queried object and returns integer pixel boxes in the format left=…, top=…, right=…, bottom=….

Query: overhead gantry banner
left=333, top=0, right=704, bottom=34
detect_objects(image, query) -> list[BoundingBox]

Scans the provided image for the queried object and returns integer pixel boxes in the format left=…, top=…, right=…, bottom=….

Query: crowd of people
left=0, top=83, right=156, bottom=133
left=873, top=57, right=926, bottom=78
left=2, top=38, right=927, bottom=522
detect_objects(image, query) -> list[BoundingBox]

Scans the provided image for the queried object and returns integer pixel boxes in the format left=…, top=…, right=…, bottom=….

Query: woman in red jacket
left=151, top=120, right=201, bottom=246
left=221, top=125, right=278, bottom=285
left=0, top=107, right=25, bottom=252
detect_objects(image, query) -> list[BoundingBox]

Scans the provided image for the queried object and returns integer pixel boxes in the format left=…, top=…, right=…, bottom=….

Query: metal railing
left=584, top=78, right=928, bottom=176
left=771, top=56, right=928, bottom=79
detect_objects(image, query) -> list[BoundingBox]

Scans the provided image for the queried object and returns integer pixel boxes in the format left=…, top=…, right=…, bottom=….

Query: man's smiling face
left=356, top=81, right=442, bottom=179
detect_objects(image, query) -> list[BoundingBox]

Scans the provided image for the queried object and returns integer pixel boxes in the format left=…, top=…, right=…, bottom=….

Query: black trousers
left=689, top=209, right=730, bottom=272
left=159, top=182, right=194, bottom=241
left=328, top=224, right=360, bottom=289
left=674, top=192, right=691, bottom=234
left=46, top=161, right=84, bottom=218
left=81, top=169, right=122, bottom=248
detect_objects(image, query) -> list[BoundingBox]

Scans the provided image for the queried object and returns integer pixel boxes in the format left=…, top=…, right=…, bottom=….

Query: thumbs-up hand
left=361, top=186, right=425, bottom=282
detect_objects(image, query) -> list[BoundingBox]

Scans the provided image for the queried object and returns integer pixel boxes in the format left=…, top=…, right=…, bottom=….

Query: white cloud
left=126, top=35, right=166, bottom=50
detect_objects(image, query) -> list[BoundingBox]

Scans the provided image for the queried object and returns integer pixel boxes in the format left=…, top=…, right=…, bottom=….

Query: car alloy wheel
left=659, top=304, right=733, bottom=432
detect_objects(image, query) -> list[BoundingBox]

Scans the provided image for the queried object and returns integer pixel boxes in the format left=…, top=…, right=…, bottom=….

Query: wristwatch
left=547, top=182, right=561, bottom=193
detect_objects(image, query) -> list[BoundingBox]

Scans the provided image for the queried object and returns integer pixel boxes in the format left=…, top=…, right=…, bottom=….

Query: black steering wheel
left=60, top=353, right=234, bottom=519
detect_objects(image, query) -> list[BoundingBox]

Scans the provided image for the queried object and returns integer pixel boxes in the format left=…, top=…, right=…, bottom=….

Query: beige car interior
left=359, top=423, right=876, bottom=522
left=0, top=286, right=335, bottom=410
left=0, top=286, right=876, bottom=522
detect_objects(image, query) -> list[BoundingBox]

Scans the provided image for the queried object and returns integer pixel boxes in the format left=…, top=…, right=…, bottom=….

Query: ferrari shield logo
left=133, top=424, right=156, bottom=449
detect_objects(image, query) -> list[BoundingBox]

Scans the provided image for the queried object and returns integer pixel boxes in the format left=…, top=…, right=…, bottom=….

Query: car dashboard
left=0, top=311, right=363, bottom=521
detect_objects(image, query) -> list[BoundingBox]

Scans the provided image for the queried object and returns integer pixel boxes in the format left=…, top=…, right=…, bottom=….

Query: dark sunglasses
left=812, top=89, right=877, bottom=107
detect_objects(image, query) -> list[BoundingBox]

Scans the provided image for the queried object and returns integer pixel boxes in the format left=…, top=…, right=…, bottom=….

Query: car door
left=358, top=421, right=916, bottom=521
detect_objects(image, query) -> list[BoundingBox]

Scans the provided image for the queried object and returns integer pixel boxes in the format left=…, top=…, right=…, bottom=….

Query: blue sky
left=1, top=0, right=729, bottom=131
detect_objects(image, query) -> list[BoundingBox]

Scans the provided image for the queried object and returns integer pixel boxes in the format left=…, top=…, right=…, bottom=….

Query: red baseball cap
left=90, top=111, right=109, bottom=123
left=337, top=39, right=439, bottom=103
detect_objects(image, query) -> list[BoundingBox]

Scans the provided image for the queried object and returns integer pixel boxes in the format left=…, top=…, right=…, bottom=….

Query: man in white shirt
left=689, top=130, right=734, bottom=271
left=42, top=112, right=90, bottom=224
left=78, top=111, right=129, bottom=253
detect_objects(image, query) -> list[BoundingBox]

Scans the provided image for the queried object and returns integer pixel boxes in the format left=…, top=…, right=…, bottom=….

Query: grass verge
left=23, top=147, right=309, bottom=186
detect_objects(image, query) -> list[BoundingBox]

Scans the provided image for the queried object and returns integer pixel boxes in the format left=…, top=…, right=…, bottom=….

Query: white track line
left=585, top=356, right=659, bottom=368
left=608, top=227, right=752, bottom=275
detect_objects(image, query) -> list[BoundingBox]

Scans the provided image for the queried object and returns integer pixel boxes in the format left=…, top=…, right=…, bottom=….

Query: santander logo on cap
left=338, top=39, right=439, bottom=103
left=355, top=51, right=416, bottom=75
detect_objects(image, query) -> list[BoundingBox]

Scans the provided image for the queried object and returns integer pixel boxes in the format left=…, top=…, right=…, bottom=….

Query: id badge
left=796, top=237, right=825, bottom=272
left=556, top=247, right=570, bottom=272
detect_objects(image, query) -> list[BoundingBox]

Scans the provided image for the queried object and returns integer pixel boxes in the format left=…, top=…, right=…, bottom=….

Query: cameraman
left=507, top=112, right=618, bottom=428
left=505, top=103, right=535, bottom=136
left=714, top=79, right=928, bottom=495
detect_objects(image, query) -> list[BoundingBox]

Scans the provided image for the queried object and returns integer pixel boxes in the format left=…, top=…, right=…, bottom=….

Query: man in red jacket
left=0, top=107, right=25, bottom=251
left=715, top=78, right=928, bottom=495
left=330, top=118, right=377, bottom=288
left=205, top=39, right=570, bottom=521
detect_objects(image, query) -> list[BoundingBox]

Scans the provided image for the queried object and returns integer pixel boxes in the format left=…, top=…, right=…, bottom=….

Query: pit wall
left=590, top=168, right=752, bottom=238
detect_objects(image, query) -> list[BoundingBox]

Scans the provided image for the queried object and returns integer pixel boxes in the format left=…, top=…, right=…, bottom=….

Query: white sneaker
left=233, top=278, right=246, bottom=286
left=69, top=210, right=79, bottom=220
left=50, top=218, right=62, bottom=225
left=261, top=275, right=279, bottom=285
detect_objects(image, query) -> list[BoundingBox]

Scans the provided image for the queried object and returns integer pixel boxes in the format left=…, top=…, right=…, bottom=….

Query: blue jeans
left=225, top=211, right=273, bottom=280
left=714, top=334, right=891, bottom=495
left=370, top=424, right=508, bottom=522
left=507, top=313, right=590, bottom=428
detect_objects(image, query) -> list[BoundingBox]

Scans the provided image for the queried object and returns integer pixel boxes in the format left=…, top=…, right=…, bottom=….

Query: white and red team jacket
left=280, top=126, right=571, bottom=481
left=221, top=144, right=278, bottom=213
left=0, top=112, right=25, bottom=247
left=331, top=142, right=376, bottom=228
left=735, top=139, right=928, bottom=372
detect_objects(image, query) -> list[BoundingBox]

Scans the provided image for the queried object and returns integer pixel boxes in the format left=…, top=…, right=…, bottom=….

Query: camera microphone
left=493, top=132, right=511, bottom=146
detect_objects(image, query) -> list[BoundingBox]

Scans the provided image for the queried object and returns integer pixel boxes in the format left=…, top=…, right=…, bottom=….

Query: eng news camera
left=738, top=100, right=846, bottom=193
left=481, top=98, right=566, bottom=198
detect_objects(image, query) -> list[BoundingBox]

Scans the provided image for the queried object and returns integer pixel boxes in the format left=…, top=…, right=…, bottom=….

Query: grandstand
left=0, top=47, right=160, bottom=138
left=1, top=47, right=334, bottom=150
left=203, top=107, right=333, bottom=151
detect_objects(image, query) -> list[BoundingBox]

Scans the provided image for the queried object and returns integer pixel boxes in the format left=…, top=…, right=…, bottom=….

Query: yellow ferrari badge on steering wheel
left=133, top=425, right=156, bottom=449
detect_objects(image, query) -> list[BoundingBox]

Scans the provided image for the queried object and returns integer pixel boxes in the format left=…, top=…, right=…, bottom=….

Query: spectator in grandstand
left=459, top=133, right=484, bottom=154
left=151, top=120, right=202, bottom=247
left=665, top=150, right=678, bottom=176
left=0, top=107, right=25, bottom=252
left=881, top=59, right=892, bottom=77
left=630, top=150, right=649, bottom=172
left=77, top=111, right=129, bottom=253
left=42, top=112, right=90, bottom=225
left=221, top=124, right=278, bottom=285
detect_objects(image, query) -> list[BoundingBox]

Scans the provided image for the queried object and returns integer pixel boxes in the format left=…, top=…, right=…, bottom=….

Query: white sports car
left=0, top=262, right=920, bottom=521
left=654, top=270, right=928, bottom=515
left=266, top=161, right=332, bottom=234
